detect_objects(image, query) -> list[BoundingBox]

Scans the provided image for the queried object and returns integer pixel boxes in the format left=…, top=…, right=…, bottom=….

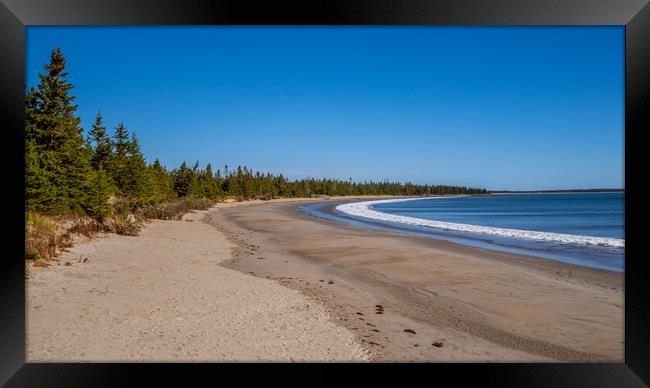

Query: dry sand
left=26, top=197, right=624, bottom=362
left=26, top=199, right=368, bottom=362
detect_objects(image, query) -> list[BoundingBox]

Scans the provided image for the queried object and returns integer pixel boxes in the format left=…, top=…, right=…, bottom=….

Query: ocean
left=302, top=192, right=624, bottom=272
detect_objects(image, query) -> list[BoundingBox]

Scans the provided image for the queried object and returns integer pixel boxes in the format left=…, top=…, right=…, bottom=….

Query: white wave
left=335, top=197, right=625, bottom=249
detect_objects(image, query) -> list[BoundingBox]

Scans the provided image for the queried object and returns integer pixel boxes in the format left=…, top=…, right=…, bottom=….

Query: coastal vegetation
left=25, top=47, right=487, bottom=262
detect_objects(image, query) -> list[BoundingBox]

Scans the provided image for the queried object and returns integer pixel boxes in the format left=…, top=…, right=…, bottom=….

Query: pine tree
left=113, top=122, right=130, bottom=157
left=221, top=165, right=231, bottom=194
left=88, top=111, right=112, bottom=169
left=25, top=139, right=57, bottom=212
left=190, top=161, right=201, bottom=196
left=25, top=88, right=54, bottom=211
left=201, top=163, right=219, bottom=198
left=109, top=121, right=130, bottom=192
left=83, top=166, right=113, bottom=221
left=24, top=87, right=39, bottom=142
left=123, top=132, right=150, bottom=201
left=148, top=159, right=176, bottom=202
left=25, top=47, right=92, bottom=213
left=173, top=162, right=193, bottom=197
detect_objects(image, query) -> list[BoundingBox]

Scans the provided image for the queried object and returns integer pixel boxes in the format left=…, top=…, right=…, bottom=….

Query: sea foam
left=335, top=197, right=625, bottom=249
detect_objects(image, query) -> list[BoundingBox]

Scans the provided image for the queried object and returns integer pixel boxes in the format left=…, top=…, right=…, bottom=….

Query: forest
left=26, top=48, right=488, bottom=232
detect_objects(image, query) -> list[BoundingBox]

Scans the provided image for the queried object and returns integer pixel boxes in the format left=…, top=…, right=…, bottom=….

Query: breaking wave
left=335, top=197, right=624, bottom=249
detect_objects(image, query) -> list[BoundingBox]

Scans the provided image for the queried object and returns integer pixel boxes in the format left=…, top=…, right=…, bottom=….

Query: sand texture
left=26, top=201, right=368, bottom=362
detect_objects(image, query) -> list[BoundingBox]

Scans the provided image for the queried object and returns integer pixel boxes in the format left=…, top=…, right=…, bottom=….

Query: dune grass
left=136, top=197, right=214, bottom=221
left=26, top=196, right=219, bottom=263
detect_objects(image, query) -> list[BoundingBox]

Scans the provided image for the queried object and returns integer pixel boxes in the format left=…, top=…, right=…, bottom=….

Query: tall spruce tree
left=83, top=166, right=113, bottom=221
left=173, top=162, right=193, bottom=197
left=200, top=163, right=218, bottom=198
left=25, top=47, right=92, bottom=213
left=88, top=111, right=113, bottom=169
left=109, top=121, right=130, bottom=192
left=123, top=132, right=150, bottom=201
left=26, top=87, right=54, bottom=211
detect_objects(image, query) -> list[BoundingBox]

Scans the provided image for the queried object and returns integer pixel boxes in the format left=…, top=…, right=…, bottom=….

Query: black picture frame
left=1, top=0, right=648, bottom=386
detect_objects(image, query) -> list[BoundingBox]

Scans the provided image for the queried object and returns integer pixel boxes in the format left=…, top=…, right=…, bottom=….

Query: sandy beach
left=26, top=199, right=368, bottom=362
left=213, top=199, right=624, bottom=362
left=26, top=198, right=623, bottom=362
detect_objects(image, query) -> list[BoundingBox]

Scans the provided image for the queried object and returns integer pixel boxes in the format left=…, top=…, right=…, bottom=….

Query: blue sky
left=26, top=27, right=624, bottom=190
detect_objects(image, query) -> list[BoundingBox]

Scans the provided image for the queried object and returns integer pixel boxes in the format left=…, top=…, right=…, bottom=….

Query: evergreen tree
left=25, top=88, right=55, bottom=211
left=24, top=87, right=39, bottom=142
left=25, top=139, right=57, bottom=212
left=148, top=159, right=176, bottom=202
left=25, top=47, right=92, bottom=213
left=214, top=168, right=223, bottom=196
left=200, top=163, right=220, bottom=198
left=242, top=166, right=255, bottom=199
left=123, top=132, right=150, bottom=201
left=173, top=162, right=194, bottom=197
left=83, top=166, right=113, bottom=221
left=88, top=111, right=112, bottom=169
left=109, top=122, right=130, bottom=192
left=113, top=121, right=130, bottom=157
left=190, top=161, right=201, bottom=196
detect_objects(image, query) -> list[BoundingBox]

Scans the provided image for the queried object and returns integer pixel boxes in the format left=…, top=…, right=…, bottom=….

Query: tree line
left=25, top=48, right=488, bottom=222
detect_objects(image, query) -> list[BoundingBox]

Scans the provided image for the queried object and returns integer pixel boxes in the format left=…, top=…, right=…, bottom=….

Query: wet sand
left=211, top=199, right=624, bottom=362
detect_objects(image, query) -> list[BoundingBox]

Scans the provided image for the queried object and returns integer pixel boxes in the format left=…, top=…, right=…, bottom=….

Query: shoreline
left=211, top=198, right=623, bottom=361
left=324, top=194, right=623, bottom=273
left=312, top=199, right=623, bottom=277
left=334, top=197, right=624, bottom=249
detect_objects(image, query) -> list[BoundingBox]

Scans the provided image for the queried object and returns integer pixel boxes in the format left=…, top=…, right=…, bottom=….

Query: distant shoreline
left=489, top=189, right=624, bottom=194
